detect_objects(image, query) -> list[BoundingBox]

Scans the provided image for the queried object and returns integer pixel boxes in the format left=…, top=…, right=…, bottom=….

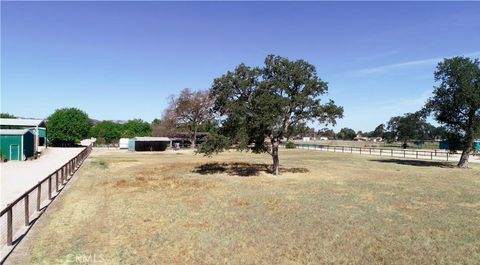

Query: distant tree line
left=3, top=55, right=477, bottom=169
left=89, top=119, right=152, bottom=145
left=290, top=121, right=447, bottom=142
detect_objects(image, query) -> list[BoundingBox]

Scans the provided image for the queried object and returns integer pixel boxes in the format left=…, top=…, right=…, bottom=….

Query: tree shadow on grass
left=370, top=159, right=456, bottom=168
left=193, top=162, right=309, bottom=177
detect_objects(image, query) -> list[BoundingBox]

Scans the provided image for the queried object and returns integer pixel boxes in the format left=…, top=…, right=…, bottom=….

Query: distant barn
left=128, top=137, right=171, bottom=152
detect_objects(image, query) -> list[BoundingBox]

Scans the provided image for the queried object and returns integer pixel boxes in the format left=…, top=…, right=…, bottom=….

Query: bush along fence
left=289, top=143, right=453, bottom=161
left=0, top=144, right=92, bottom=261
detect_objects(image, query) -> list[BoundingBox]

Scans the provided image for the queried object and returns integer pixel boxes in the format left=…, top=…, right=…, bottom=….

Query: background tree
left=166, top=88, right=214, bottom=148
left=431, top=126, right=448, bottom=140
left=153, top=114, right=177, bottom=138
left=371, top=124, right=386, bottom=138
left=318, top=128, right=337, bottom=139
left=89, top=121, right=122, bottom=144
left=387, top=112, right=429, bottom=147
left=121, top=119, right=151, bottom=138
left=151, top=118, right=162, bottom=126
left=0, top=113, right=19, bottom=129
left=47, top=108, right=92, bottom=146
left=0, top=113, right=16, bottom=118
left=425, top=56, right=480, bottom=167
left=336, top=127, right=356, bottom=140
left=199, top=55, right=343, bottom=175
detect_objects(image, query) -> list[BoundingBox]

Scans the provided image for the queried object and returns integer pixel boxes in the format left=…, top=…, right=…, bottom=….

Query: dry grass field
left=14, top=149, right=480, bottom=264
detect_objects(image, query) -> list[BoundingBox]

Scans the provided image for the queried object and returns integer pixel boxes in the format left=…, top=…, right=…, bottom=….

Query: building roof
left=0, top=129, right=33, bottom=135
left=0, top=118, right=46, bottom=128
left=132, top=137, right=170, bottom=141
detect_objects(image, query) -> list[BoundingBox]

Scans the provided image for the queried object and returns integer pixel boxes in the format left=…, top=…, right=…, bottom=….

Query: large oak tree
left=199, top=55, right=343, bottom=175
left=425, top=56, right=480, bottom=167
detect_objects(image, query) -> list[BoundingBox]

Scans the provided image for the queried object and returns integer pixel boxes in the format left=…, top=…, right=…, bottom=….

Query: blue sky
left=2, top=1, right=480, bottom=132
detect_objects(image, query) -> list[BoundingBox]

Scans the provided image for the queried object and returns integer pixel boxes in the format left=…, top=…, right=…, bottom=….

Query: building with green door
left=0, top=118, right=47, bottom=153
left=0, top=129, right=35, bottom=161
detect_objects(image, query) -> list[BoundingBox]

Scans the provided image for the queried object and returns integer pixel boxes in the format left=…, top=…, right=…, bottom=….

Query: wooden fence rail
left=1, top=145, right=92, bottom=256
left=289, top=143, right=451, bottom=162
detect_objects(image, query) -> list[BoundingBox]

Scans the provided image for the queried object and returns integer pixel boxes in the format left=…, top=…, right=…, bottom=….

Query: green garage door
left=10, top=144, right=20, bottom=160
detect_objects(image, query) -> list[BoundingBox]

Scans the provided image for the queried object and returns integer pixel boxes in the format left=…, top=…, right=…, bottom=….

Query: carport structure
left=128, top=137, right=171, bottom=152
left=0, top=118, right=47, bottom=154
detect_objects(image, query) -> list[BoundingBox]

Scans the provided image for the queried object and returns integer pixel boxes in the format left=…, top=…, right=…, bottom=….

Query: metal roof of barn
left=132, top=137, right=170, bottom=141
left=0, top=129, right=33, bottom=135
left=0, top=118, right=46, bottom=127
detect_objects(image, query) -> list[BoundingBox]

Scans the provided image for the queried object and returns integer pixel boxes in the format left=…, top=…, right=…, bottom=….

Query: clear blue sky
left=2, top=1, right=480, bottom=132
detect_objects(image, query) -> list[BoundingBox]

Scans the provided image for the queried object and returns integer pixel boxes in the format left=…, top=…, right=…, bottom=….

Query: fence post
left=334, top=146, right=336, bottom=152
left=369, top=148, right=371, bottom=155
left=404, top=150, right=406, bottom=158
left=7, top=207, right=13, bottom=246
left=431, top=152, right=433, bottom=160
left=37, top=184, right=41, bottom=211
left=351, top=147, right=353, bottom=153
left=56, top=170, right=59, bottom=192
left=342, top=146, right=344, bottom=152
left=48, top=176, right=52, bottom=200
left=416, top=151, right=418, bottom=159
left=24, top=195, right=29, bottom=226
left=380, top=149, right=382, bottom=156
left=61, top=166, right=64, bottom=184
left=447, top=152, right=449, bottom=161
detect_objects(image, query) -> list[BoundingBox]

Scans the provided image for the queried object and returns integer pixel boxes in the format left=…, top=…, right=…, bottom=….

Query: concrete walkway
left=0, top=147, right=84, bottom=208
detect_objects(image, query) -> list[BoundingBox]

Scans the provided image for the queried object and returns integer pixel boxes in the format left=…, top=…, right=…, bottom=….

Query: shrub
left=285, top=141, right=296, bottom=149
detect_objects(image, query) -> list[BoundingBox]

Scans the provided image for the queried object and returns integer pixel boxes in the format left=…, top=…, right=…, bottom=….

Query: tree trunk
left=458, top=123, right=475, bottom=168
left=458, top=137, right=474, bottom=168
left=458, top=148, right=471, bottom=168
left=271, top=139, right=280, bottom=176
left=191, top=130, right=197, bottom=149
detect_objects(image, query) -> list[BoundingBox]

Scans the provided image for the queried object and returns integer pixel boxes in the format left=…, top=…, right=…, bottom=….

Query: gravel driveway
left=0, top=147, right=85, bottom=208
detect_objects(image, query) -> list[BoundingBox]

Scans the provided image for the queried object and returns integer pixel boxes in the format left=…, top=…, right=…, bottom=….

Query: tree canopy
left=425, top=56, right=480, bottom=167
left=47, top=108, right=92, bottom=146
left=336, top=128, right=356, bottom=140
left=163, top=88, right=214, bottom=147
left=199, top=55, right=343, bottom=175
left=387, top=112, right=430, bottom=145
left=371, top=124, right=386, bottom=138
left=0, top=113, right=16, bottom=118
left=121, top=119, right=151, bottom=138
left=89, top=121, right=122, bottom=144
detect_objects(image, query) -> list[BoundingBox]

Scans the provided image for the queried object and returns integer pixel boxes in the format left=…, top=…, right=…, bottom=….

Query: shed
left=119, top=138, right=129, bottom=149
left=0, top=129, right=35, bottom=161
left=128, top=137, right=171, bottom=152
left=0, top=118, right=47, bottom=152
